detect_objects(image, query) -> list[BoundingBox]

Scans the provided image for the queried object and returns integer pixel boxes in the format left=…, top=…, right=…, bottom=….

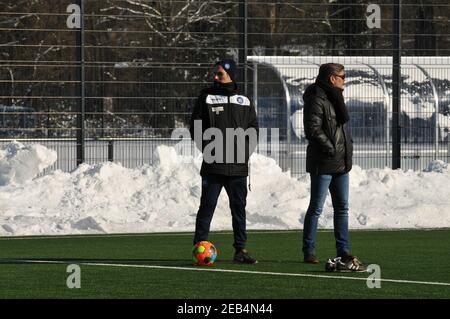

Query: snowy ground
left=0, top=141, right=449, bottom=236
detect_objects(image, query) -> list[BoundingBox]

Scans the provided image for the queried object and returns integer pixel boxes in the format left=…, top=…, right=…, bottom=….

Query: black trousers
left=193, top=174, right=248, bottom=251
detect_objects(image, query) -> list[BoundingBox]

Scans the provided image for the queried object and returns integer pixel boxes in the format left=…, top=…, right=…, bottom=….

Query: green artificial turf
left=0, top=229, right=449, bottom=299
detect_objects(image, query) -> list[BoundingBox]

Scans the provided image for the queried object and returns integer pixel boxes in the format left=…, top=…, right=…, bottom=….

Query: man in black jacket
left=189, top=59, right=259, bottom=264
left=302, top=63, right=365, bottom=271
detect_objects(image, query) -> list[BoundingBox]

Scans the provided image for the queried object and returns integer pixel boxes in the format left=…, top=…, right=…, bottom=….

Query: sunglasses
left=215, top=71, right=225, bottom=78
left=334, top=73, right=346, bottom=80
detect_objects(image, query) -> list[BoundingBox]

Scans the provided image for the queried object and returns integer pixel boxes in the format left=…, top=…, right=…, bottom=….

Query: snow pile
left=0, top=142, right=449, bottom=236
left=0, top=141, right=57, bottom=186
left=423, top=160, right=450, bottom=173
left=349, top=166, right=450, bottom=229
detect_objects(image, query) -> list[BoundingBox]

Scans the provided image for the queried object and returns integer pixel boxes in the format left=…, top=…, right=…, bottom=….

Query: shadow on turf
left=0, top=258, right=195, bottom=267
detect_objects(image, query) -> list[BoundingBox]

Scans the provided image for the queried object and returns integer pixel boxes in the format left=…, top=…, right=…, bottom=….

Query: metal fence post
left=108, top=139, right=114, bottom=162
left=253, top=62, right=258, bottom=113
left=392, top=0, right=402, bottom=169
left=76, top=0, right=85, bottom=166
left=238, top=0, right=248, bottom=95
left=448, top=133, right=450, bottom=160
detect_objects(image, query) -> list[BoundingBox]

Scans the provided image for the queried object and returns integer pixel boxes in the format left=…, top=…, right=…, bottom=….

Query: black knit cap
left=215, top=59, right=237, bottom=82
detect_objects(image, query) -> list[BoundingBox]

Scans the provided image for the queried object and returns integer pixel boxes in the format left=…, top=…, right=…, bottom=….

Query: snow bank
left=423, top=160, right=450, bottom=173
left=0, top=141, right=57, bottom=186
left=0, top=142, right=449, bottom=236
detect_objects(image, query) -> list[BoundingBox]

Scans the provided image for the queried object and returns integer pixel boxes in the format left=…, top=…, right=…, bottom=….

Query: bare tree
left=99, top=0, right=237, bottom=48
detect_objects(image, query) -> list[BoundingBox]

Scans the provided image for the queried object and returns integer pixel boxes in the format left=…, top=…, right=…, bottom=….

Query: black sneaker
left=326, top=255, right=367, bottom=272
left=339, top=255, right=367, bottom=272
left=233, top=249, right=258, bottom=264
left=339, top=253, right=356, bottom=263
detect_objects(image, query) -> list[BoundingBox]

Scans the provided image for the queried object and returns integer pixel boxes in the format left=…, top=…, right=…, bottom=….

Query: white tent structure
left=248, top=56, right=450, bottom=173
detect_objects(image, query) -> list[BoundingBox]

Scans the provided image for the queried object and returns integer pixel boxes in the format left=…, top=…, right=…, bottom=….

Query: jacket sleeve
left=303, top=96, right=335, bottom=156
left=189, top=92, right=206, bottom=151
left=247, top=101, right=259, bottom=155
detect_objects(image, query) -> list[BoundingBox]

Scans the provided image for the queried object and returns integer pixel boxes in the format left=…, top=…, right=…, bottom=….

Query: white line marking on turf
left=10, top=259, right=450, bottom=287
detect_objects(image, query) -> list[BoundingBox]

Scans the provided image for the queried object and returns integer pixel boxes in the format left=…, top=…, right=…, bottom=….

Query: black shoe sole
left=233, top=259, right=258, bottom=264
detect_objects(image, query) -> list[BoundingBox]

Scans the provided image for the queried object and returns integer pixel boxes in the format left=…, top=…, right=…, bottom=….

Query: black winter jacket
left=189, top=81, right=259, bottom=176
left=302, top=83, right=353, bottom=174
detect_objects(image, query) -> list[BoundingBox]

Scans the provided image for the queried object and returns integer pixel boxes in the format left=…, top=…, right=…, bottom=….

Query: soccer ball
left=192, top=241, right=217, bottom=266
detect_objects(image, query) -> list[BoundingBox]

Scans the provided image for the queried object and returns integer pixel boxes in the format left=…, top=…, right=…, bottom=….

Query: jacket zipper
left=325, top=102, right=337, bottom=150
left=342, top=124, right=348, bottom=171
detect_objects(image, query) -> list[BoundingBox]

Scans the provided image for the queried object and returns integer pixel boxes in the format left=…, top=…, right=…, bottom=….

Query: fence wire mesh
left=1, top=0, right=450, bottom=175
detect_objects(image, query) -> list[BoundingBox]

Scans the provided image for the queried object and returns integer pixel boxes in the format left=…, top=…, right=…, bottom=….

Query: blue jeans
left=302, top=172, right=350, bottom=257
left=194, top=174, right=248, bottom=251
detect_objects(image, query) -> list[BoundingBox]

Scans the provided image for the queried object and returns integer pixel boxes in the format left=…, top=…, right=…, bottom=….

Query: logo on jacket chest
left=206, top=95, right=227, bottom=105
left=211, top=106, right=224, bottom=115
left=230, top=95, right=250, bottom=106
left=206, top=94, right=251, bottom=107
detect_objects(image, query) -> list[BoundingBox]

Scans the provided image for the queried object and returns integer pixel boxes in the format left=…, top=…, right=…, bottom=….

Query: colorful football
left=192, top=241, right=217, bottom=266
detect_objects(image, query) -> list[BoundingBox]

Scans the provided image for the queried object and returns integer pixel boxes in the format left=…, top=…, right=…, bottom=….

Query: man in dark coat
left=189, top=59, right=259, bottom=264
left=302, top=63, right=365, bottom=271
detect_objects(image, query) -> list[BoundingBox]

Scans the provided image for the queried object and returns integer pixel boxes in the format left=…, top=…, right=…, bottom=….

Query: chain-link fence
left=1, top=0, right=450, bottom=175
